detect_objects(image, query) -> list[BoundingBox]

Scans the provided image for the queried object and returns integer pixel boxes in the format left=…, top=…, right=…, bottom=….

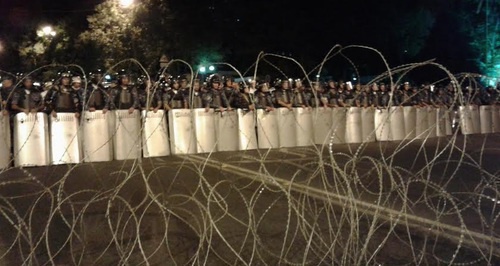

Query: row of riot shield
left=459, top=105, right=500, bottom=135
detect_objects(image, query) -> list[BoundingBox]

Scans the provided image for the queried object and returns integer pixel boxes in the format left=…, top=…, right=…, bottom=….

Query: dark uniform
left=254, top=83, right=274, bottom=110
left=1, top=76, right=16, bottom=114
left=11, top=79, right=44, bottom=113
left=85, top=71, right=109, bottom=111
left=163, top=79, right=187, bottom=109
left=189, top=79, right=204, bottom=109
left=45, top=74, right=81, bottom=115
left=274, top=79, right=293, bottom=109
left=203, top=75, right=231, bottom=110
left=107, top=75, right=140, bottom=111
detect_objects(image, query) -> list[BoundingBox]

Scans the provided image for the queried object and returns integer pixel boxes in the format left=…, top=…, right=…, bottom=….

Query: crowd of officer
left=1, top=70, right=499, bottom=120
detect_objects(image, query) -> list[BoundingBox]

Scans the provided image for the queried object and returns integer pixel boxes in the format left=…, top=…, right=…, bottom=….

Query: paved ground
left=0, top=133, right=499, bottom=265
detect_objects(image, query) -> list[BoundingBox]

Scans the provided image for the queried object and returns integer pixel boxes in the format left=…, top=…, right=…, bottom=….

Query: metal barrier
left=14, top=113, right=50, bottom=167
left=142, top=110, right=170, bottom=157
left=83, top=110, right=112, bottom=162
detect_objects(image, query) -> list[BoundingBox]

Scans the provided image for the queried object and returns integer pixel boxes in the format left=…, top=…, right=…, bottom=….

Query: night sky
left=0, top=0, right=479, bottom=79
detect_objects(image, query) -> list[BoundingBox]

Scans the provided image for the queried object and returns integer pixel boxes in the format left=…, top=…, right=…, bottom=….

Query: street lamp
left=37, top=26, right=56, bottom=38
left=119, top=0, right=134, bottom=8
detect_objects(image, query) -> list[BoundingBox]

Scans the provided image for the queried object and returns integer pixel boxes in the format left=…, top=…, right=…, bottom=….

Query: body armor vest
left=56, top=92, right=74, bottom=111
left=118, top=89, right=133, bottom=109
left=213, top=92, right=222, bottom=107
left=192, top=94, right=203, bottom=109
left=88, top=90, right=104, bottom=109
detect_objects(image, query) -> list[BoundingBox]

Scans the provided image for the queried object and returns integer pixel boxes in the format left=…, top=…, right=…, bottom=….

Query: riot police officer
left=11, top=75, right=44, bottom=114
left=189, top=79, right=204, bottom=109
left=163, top=77, right=187, bottom=110
left=1, top=76, right=16, bottom=116
left=291, top=79, right=309, bottom=108
left=203, top=75, right=231, bottom=112
left=45, top=72, right=81, bottom=118
left=274, top=79, right=293, bottom=110
left=86, top=70, right=109, bottom=112
left=232, top=82, right=255, bottom=110
left=107, top=72, right=140, bottom=113
left=138, top=75, right=162, bottom=112
left=254, top=82, right=274, bottom=111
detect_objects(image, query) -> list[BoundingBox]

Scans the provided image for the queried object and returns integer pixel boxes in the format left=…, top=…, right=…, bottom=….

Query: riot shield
left=331, top=107, right=346, bottom=144
left=14, top=112, right=50, bottom=167
left=113, top=110, right=141, bottom=160
left=237, top=109, right=257, bottom=150
left=82, top=110, right=112, bottom=162
left=492, top=105, right=500, bottom=133
left=361, top=107, right=376, bottom=143
left=479, top=105, right=492, bottom=134
left=277, top=108, right=297, bottom=148
left=256, top=109, right=279, bottom=149
left=313, top=107, right=333, bottom=145
left=389, top=106, right=406, bottom=141
left=403, top=106, right=416, bottom=139
left=50, top=113, right=82, bottom=164
left=374, top=108, right=391, bottom=141
left=168, top=109, right=196, bottom=155
left=142, top=110, right=170, bottom=158
left=0, top=114, right=11, bottom=168
left=215, top=110, right=239, bottom=152
left=426, top=107, right=437, bottom=138
left=345, top=107, right=363, bottom=143
left=415, top=107, right=429, bottom=139
left=294, top=107, right=313, bottom=147
left=194, top=108, right=217, bottom=153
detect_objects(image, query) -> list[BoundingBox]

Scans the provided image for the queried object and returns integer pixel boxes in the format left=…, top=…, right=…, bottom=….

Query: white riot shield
left=194, top=108, right=217, bottom=153
left=82, top=111, right=112, bottom=162
left=445, top=109, right=453, bottom=135
left=0, top=115, right=11, bottom=168
left=237, top=109, right=257, bottom=150
left=374, top=108, right=391, bottom=141
left=403, top=106, right=416, bottom=139
left=313, top=108, right=333, bottom=145
left=168, top=109, right=196, bottom=154
left=257, top=109, right=279, bottom=149
left=436, top=108, right=447, bottom=137
left=415, top=107, right=429, bottom=139
left=470, top=105, right=481, bottom=134
left=459, top=106, right=474, bottom=135
left=113, top=110, right=141, bottom=160
left=331, top=107, right=346, bottom=144
left=50, top=113, right=82, bottom=165
left=389, top=107, right=405, bottom=141
left=215, top=110, right=239, bottom=152
left=361, top=108, right=376, bottom=143
left=277, top=108, right=297, bottom=148
left=345, top=107, right=362, bottom=143
left=426, top=107, right=437, bottom=138
left=479, top=105, right=492, bottom=134
left=492, top=105, right=500, bottom=133
left=142, top=110, right=170, bottom=158
left=294, top=108, right=313, bottom=147
left=14, top=113, right=50, bottom=167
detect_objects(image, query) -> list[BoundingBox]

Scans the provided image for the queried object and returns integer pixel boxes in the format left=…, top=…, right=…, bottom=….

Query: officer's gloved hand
left=2, top=110, right=8, bottom=116
left=23, top=109, right=29, bottom=115
left=153, top=107, right=159, bottom=113
left=89, top=107, right=96, bottom=112
left=75, top=112, right=80, bottom=119
left=102, top=108, right=108, bottom=114
left=51, top=111, right=57, bottom=118
left=128, top=107, right=134, bottom=114
left=30, top=109, right=37, bottom=114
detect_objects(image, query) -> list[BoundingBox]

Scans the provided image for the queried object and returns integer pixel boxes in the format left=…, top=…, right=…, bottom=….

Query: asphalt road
left=0, top=133, right=499, bottom=265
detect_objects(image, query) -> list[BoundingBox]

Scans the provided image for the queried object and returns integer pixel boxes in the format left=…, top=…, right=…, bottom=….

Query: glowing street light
left=199, top=66, right=207, bottom=73
left=37, top=26, right=56, bottom=38
left=119, top=0, right=134, bottom=8
left=208, top=65, right=215, bottom=71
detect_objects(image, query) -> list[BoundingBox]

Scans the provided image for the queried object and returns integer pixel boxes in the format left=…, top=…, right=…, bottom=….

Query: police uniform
left=108, top=82, right=140, bottom=110
left=11, top=82, right=43, bottom=113
left=45, top=81, right=81, bottom=114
